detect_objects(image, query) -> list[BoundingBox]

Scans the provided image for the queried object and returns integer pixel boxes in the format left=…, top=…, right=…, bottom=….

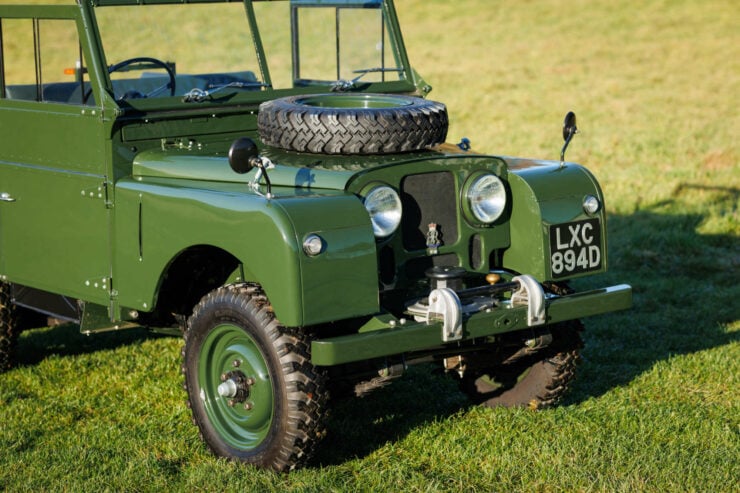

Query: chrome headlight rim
left=361, top=183, right=403, bottom=238
left=462, top=172, right=507, bottom=225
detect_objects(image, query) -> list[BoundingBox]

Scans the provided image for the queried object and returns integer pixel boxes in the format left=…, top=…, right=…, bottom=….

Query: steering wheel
left=109, top=57, right=176, bottom=99
left=84, top=56, right=176, bottom=103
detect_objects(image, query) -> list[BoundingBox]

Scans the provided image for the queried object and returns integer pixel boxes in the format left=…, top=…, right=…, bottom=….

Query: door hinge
left=81, top=180, right=112, bottom=208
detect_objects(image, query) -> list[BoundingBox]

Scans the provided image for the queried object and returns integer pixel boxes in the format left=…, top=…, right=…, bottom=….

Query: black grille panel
left=400, top=172, right=458, bottom=251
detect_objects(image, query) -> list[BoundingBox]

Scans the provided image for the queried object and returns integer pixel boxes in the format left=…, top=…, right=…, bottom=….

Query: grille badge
left=426, top=222, right=442, bottom=255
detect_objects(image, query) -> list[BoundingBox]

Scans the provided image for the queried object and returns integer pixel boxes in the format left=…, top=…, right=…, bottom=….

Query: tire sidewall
left=258, top=93, right=448, bottom=155
left=184, top=293, right=287, bottom=466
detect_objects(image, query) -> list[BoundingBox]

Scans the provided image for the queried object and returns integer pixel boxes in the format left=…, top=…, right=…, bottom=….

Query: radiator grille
left=400, top=172, right=457, bottom=251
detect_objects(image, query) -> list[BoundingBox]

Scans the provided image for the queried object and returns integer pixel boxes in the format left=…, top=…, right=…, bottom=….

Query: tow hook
left=511, top=275, right=546, bottom=326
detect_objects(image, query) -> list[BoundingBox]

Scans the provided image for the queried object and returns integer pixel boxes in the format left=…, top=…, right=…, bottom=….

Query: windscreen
left=291, top=3, right=403, bottom=86
left=94, top=2, right=263, bottom=100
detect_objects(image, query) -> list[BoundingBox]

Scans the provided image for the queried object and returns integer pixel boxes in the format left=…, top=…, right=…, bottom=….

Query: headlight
left=465, top=174, right=506, bottom=223
left=363, top=185, right=402, bottom=238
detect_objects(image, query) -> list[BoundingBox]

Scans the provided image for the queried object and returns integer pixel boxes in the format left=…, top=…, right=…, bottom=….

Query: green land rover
left=0, top=0, right=631, bottom=471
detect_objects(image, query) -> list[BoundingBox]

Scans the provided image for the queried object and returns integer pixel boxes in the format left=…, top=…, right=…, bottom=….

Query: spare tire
left=257, top=93, right=448, bottom=155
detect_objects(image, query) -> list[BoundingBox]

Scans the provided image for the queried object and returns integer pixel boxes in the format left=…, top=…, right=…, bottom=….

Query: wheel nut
left=244, top=402, right=253, bottom=411
left=232, top=360, right=241, bottom=368
left=220, top=373, right=227, bottom=382
left=245, top=377, right=255, bottom=386
left=228, top=399, right=236, bottom=407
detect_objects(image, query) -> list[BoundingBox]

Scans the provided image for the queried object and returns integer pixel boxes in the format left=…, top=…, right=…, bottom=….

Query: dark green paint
left=198, top=322, right=273, bottom=449
left=311, top=284, right=632, bottom=366
left=504, top=158, right=607, bottom=281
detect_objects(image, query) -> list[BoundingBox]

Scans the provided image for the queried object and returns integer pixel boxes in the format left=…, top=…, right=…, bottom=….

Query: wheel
left=0, top=282, right=19, bottom=373
left=257, top=93, right=448, bottom=155
left=182, top=283, right=328, bottom=471
left=459, top=321, right=583, bottom=409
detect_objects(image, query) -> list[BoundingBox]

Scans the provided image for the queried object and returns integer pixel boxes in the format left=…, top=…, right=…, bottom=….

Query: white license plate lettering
left=549, top=219, right=602, bottom=278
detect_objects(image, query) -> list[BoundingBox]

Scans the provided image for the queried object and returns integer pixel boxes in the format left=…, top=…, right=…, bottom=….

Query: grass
left=1, top=0, right=738, bottom=491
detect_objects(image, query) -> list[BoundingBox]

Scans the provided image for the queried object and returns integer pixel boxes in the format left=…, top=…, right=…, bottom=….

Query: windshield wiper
left=330, top=67, right=404, bottom=92
left=182, top=81, right=270, bottom=103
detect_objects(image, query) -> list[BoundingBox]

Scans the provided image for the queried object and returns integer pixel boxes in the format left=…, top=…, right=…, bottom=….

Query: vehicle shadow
left=565, top=184, right=739, bottom=402
left=14, top=322, right=157, bottom=368
left=313, top=183, right=739, bottom=466
left=311, top=364, right=471, bottom=467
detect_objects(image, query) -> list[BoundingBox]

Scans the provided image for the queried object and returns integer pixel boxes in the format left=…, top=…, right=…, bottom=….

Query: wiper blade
left=330, top=67, right=404, bottom=92
left=182, top=81, right=270, bottom=103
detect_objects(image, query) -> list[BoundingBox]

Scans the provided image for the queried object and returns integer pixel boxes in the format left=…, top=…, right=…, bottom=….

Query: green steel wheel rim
left=197, top=322, right=273, bottom=450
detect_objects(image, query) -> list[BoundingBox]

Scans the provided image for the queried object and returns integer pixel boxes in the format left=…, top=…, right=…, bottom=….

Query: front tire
left=182, top=283, right=328, bottom=471
left=460, top=321, right=583, bottom=409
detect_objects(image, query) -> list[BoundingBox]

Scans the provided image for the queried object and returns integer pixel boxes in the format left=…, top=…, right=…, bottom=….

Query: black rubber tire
left=460, top=321, right=583, bottom=409
left=257, top=93, right=448, bottom=155
left=182, top=283, right=329, bottom=471
left=0, top=282, right=19, bottom=373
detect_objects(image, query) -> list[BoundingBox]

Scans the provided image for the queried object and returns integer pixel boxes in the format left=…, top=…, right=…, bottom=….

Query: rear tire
left=182, top=283, right=329, bottom=471
left=0, top=282, right=19, bottom=373
left=460, top=321, right=583, bottom=409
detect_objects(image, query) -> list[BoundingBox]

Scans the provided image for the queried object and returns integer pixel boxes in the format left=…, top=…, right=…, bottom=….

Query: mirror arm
left=560, top=131, right=575, bottom=165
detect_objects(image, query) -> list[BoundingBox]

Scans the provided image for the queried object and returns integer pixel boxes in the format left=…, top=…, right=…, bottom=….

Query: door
left=0, top=10, right=111, bottom=305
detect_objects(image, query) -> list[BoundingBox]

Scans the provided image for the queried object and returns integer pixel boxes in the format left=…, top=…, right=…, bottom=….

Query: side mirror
left=562, top=111, right=577, bottom=141
left=228, top=137, right=260, bottom=174
left=560, top=111, right=578, bottom=165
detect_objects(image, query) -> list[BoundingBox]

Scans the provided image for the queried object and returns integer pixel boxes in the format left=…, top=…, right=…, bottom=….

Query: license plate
left=549, top=219, right=602, bottom=278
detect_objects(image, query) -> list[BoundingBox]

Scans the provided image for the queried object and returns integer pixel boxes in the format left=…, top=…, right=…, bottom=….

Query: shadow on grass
left=15, top=323, right=158, bottom=368
left=311, top=365, right=470, bottom=467
left=566, top=183, right=739, bottom=402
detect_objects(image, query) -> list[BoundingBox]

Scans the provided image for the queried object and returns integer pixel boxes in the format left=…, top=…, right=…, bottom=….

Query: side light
left=302, top=234, right=324, bottom=256
left=583, top=195, right=601, bottom=215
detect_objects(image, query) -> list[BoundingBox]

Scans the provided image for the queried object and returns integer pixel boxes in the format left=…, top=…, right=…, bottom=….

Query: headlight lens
left=363, top=185, right=402, bottom=238
left=467, top=174, right=506, bottom=223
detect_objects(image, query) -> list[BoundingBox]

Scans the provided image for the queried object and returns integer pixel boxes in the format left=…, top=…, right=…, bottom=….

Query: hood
left=131, top=144, right=477, bottom=191
left=132, top=147, right=356, bottom=190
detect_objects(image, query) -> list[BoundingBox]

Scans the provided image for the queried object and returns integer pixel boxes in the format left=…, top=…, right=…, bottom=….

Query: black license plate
left=549, top=219, right=602, bottom=278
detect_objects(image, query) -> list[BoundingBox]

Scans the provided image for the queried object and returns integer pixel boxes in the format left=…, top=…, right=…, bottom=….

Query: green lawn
left=1, top=0, right=738, bottom=491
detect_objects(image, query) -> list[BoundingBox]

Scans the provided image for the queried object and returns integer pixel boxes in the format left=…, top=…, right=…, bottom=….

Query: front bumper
left=311, top=283, right=631, bottom=366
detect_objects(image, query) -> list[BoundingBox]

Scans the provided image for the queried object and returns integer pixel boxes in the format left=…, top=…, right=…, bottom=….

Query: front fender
left=502, top=158, right=607, bottom=281
left=113, top=179, right=378, bottom=327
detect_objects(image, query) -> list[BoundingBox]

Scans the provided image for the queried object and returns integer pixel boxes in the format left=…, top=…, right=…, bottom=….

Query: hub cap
left=198, top=323, right=273, bottom=450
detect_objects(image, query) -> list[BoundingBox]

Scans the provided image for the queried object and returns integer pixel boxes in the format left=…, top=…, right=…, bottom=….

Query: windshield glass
left=93, top=0, right=405, bottom=103
left=289, top=2, right=404, bottom=86
left=95, top=2, right=263, bottom=101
